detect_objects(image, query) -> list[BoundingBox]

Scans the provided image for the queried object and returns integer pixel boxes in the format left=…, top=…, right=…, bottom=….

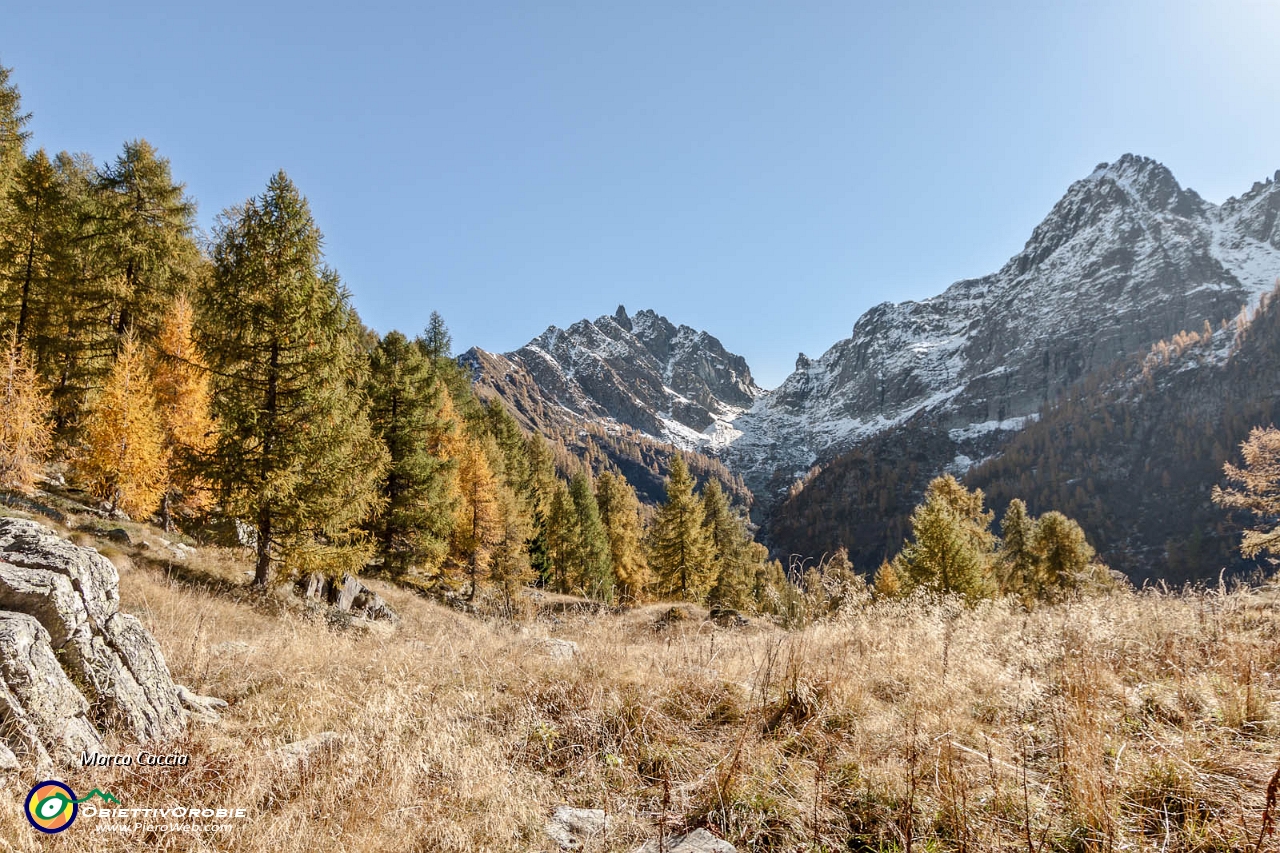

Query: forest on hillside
left=3, top=57, right=1278, bottom=618
left=0, top=61, right=797, bottom=615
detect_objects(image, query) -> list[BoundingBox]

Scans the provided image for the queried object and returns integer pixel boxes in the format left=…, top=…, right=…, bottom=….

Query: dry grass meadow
left=2, top=520, right=1279, bottom=852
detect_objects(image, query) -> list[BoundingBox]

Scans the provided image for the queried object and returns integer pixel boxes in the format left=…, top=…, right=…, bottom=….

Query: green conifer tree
left=595, top=470, right=649, bottom=602
left=891, top=474, right=996, bottom=598
left=569, top=471, right=613, bottom=601
left=198, top=172, right=387, bottom=586
left=366, top=330, right=458, bottom=575
left=545, top=478, right=579, bottom=593
left=420, top=310, right=452, bottom=360
left=1031, top=511, right=1094, bottom=599
left=94, top=140, right=199, bottom=340
left=45, top=152, right=117, bottom=431
left=702, top=480, right=755, bottom=611
left=998, top=498, right=1038, bottom=598
left=0, top=150, right=65, bottom=349
left=524, top=433, right=559, bottom=586
left=0, top=63, right=31, bottom=206
left=648, top=456, right=714, bottom=601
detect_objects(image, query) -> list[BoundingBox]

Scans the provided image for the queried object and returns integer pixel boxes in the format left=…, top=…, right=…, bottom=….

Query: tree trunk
left=254, top=507, right=272, bottom=587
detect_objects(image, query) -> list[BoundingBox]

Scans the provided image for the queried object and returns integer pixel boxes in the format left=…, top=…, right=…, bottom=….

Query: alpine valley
left=464, top=154, right=1280, bottom=582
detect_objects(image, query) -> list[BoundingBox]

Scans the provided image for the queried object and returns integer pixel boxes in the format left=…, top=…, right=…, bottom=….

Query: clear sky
left=6, top=2, right=1280, bottom=387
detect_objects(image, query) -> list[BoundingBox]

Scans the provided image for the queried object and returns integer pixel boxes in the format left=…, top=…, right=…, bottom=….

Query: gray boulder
left=0, top=611, right=104, bottom=769
left=0, top=517, right=219, bottom=769
left=635, top=828, right=737, bottom=852
left=0, top=518, right=187, bottom=742
left=296, top=572, right=398, bottom=623
left=545, top=806, right=609, bottom=849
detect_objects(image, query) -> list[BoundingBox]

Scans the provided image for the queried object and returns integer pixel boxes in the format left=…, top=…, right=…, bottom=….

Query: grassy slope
left=1, top=518, right=1279, bottom=851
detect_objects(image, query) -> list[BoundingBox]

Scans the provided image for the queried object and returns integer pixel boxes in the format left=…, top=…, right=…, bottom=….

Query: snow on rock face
left=462, top=307, right=762, bottom=450
left=463, top=156, right=1280, bottom=508
left=725, top=154, right=1280, bottom=498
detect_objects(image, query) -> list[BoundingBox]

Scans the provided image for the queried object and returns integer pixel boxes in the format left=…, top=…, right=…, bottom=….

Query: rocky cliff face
left=729, top=155, right=1280, bottom=496
left=463, top=306, right=761, bottom=449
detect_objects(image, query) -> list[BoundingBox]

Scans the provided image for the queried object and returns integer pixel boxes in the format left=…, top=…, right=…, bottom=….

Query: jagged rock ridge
left=729, top=155, right=1280, bottom=497
left=463, top=306, right=761, bottom=450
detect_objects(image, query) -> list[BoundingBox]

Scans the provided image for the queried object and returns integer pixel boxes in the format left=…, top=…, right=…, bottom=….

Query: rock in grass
left=177, top=685, right=229, bottom=725
left=264, top=732, right=344, bottom=800
left=536, top=638, right=579, bottom=660
left=634, top=828, right=737, bottom=852
left=0, top=518, right=187, bottom=745
left=545, top=806, right=609, bottom=849
left=0, top=611, right=104, bottom=769
left=296, top=572, right=399, bottom=623
left=105, top=527, right=132, bottom=545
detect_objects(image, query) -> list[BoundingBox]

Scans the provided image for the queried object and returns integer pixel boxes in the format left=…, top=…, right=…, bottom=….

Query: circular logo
left=24, top=781, right=77, bottom=834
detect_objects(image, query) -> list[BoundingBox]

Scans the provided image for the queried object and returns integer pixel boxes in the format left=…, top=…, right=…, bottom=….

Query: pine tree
left=366, top=330, right=458, bottom=574
left=198, top=172, right=387, bottom=586
left=545, top=479, right=579, bottom=593
left=648, top=456, right=714, bottom=601
left=1213, top=426, right=1280, bottom=559
left=0, top=63, right=31, bottom=206
left=95, top=140, right=199, bottom=340
left=891, top=474, right=996, bottom=598
left=998, top=498, right=1038, bottom=597
left=1031, top=511, right=1095, bottom=597
left=420, top=310, right=453, bottom=360
left=873, top=560, right=902, bottom=598
left=595, top=471, right=649, bottom=602
left=569, top=471, right=613, bottom=601
left=0, top=331, right=51, bottom=494
left=524, top=433, right=559, bottom=586
left=702, top=480, right=755, bottom=611
left=453, top=433, right=502, bottom=600
left=0, top=150, right=65, bottom=348
left=78, top=332, right=166, bottom=517
left=45, top=152, right=116, bottom=431
left=150, top=294, right=214, bottom=524
left=489, top=480, right=535, bottom=612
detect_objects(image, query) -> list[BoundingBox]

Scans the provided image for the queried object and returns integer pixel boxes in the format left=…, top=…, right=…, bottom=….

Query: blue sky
left=7, top=2, right=1280, bottom=387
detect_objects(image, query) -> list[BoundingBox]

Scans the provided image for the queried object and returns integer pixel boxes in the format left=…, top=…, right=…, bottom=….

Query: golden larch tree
left=0, top=332, right=53, bottom=494
left=1213, top=426, right=1280, bottom=559
left=452, top=432, right=502, bottom=600
left=150, top=294, right=214, bottom=517
left=79, top=332, right=166, bottom=517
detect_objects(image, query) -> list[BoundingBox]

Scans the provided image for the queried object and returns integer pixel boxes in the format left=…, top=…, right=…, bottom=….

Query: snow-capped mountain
left=464, top=155, right=1280, bottom=535
left=461, top=306, right=761, bottom=451
left=727, top=154, right=1280, bottom=495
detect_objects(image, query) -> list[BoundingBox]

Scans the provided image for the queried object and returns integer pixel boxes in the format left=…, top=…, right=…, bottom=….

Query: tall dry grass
left=1, top=533, right=1278, bottom=851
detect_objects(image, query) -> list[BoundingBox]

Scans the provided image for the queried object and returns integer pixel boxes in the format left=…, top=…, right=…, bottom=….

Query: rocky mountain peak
left=465, top=308, right=761, bottom=453
left=722, top=156, right=1280, bottom=499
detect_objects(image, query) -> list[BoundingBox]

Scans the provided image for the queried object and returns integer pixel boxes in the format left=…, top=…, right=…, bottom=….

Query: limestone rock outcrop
left=0, top=517, right=217, bottom=769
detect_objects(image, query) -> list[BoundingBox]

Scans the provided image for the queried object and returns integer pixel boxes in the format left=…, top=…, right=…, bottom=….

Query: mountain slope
left=963, top=286, right=1280, bottom=583
left=463, top=156, right=1280, bottom=579
left=461, top=307, right=757, bottom=502
left=732, top=156, right=1280, bottom=498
